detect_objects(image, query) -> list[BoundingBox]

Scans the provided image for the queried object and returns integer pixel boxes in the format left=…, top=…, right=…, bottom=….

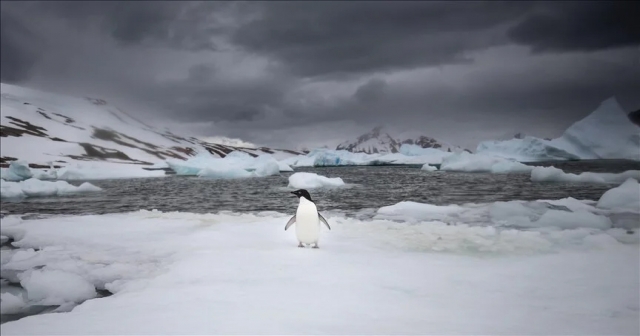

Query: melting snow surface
left=0, top=198, right=638, bottom=334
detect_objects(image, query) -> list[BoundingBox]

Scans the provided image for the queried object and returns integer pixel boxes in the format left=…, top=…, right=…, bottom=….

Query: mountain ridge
left=0, top=83, right=303, bottom=170
left=336, top=125, right=466, bottom=154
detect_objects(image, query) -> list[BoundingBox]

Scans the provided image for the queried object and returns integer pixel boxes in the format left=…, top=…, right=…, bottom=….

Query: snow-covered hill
left=336, top=126, right=465, bottom=154
left=0, top=83, right=302, bottom=173
left=477, top=97, right=640, bottom=162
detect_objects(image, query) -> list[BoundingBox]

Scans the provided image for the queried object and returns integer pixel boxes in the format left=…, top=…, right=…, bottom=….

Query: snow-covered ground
left=1, top=183, right=639, bottom=335
left=477, top=97, right=640, bottom=162
left=0, top=83, right=302, bottom=180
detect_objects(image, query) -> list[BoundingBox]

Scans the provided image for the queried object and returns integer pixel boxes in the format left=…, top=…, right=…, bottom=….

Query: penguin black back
left=291, top=189, right=313, bottom=202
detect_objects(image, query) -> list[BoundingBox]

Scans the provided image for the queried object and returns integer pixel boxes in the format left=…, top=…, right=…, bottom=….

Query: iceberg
left=439, top=152, right=533, bottom=173
left=281, top=147, right=454, bottom=168
left=597, top=178, right=640, bottom=212
left=477, top=97, right=640, bottom=161
left=0, top=161, right=34, bottom=182
left=476, top=136, right=581, bottom=162
left=421, top=164, right=438, bottom=171
left=166, top=151, right=285, bottom=179
left=288, top=172, right=346, bottom=189
left=531, top=166, right=640, bottom=184
left=0, top=178, right=102, bottom=199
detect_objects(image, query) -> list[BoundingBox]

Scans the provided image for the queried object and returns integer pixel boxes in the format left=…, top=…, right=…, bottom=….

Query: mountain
left=476, top=97, right=640, bottom=162
left=336, top=126, right=465, bottom=154
left=0, top=83, right=302, bottom=170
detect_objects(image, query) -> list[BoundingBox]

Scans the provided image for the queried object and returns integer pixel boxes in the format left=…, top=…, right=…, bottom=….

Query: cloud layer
left=2, top=1, right=638, bottom=150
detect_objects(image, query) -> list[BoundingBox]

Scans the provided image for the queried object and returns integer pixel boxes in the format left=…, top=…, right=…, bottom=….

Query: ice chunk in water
left=531, top=166, right=640, bottom=184
left=288, top=172, right=345, bottom=189
left=597, top=178, right=640, bottom=212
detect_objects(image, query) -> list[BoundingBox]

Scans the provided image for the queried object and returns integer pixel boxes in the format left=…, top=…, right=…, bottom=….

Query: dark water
left=2, top=160, right=638, bottom=217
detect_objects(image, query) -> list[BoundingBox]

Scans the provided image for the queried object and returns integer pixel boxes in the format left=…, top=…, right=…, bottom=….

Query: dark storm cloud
left=1, top=1, right=638, bottom=150
left=508, top=1, right=640, bottom=52
left=2, top=1, right=231, bottom=52
left=354, top=78, right=388, bottom=103
left=231, top=1, right=534, bottom=77
left=0, top=4, right=46, bottom=82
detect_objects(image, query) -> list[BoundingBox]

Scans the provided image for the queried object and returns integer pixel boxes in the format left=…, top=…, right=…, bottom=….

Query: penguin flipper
left=284, top=215, right=296, bottom=231
left=318, top=213, right=331, bottom=230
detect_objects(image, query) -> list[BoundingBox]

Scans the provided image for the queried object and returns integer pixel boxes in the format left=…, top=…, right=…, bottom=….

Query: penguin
left=284, top=189, right=331, bottom=248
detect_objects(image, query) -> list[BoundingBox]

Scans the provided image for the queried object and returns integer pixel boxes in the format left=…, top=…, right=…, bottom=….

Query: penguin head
left=291, top=189, right=312, bottom=201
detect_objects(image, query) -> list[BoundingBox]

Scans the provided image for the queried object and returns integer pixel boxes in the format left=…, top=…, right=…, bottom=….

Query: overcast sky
left=2, top=1, right=639, bottom=150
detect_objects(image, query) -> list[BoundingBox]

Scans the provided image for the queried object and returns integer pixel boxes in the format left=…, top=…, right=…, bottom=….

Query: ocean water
left=2, top=160, right=638, bottom=217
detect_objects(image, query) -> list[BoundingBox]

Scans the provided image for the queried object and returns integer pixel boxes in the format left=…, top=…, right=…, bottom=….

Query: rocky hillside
left=336, top=126, right=465, bottom=154
left=0, top=83, right=302, bottom=170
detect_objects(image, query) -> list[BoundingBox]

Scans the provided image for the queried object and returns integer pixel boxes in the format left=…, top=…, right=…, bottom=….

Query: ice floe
left=531, top=166, right=640, bottom=184
left=288, top=172, right=346, bottom=189
left=439, top=152, right=533, bottom=173
left=0, top=204, right=637, bottom=335
left=1, top=178, right=102, bottom=199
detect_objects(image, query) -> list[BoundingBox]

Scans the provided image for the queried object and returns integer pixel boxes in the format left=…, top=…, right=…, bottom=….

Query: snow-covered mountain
left=476, top=97, right=640, bottom=162
left=0, top=83, right=302, bottom=171
left=336, top=126, right=465, bottom=154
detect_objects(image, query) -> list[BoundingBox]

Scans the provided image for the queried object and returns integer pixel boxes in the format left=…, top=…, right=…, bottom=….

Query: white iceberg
left=282, top=147, right=454, bottom=168
left=531, top=166, right=640, bottom=184
left=477, top=97, right=640, bottom=161
left=0, top=207, right=637, bottom=335
left=288, top=172, right=345, bottom=189
left=421, top=164, right=438, bottom=171
left=0, top=161, right=34, bottom=182
left=166, top=151, right=285, bottom=179
left=0, top=178, right=102, bottom=199
left=597, top=178, right=640, bottom=212
left=439, top=152, right=533, bottom=173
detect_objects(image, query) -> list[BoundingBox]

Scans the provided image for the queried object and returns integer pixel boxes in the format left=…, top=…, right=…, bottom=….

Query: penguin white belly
left=295, top=198, right=321, bottom=244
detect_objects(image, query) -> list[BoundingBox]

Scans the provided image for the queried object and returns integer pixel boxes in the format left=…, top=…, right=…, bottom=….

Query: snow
left=287, top=172, right=346, bottom=189
left=19, top=269, right=98, bottom=306
left=597, top=178, right=640, bottom=212
left=0, top=205, right=637, bottom=335
left=1, top=179, right=101, bottom=199
left=375, top=198, right=625, bottom=233
left=531, top=166, right=640, bottom=184
left=336, top=126, right=462, bottom=155
left=0, top=82, right=301, bottom=179
left=439, top=152, right=533, bottom=173
left=477, top=97, right=640, bottom=161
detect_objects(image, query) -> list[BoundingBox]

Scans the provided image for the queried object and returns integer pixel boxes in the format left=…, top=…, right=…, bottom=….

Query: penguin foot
left=298, top=242, right=304, bottom=248
left=312, top=244, right=319, bottom=249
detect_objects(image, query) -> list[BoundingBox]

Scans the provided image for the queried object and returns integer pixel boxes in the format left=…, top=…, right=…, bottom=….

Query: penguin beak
left=290, top=191, right=298, bottom=197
